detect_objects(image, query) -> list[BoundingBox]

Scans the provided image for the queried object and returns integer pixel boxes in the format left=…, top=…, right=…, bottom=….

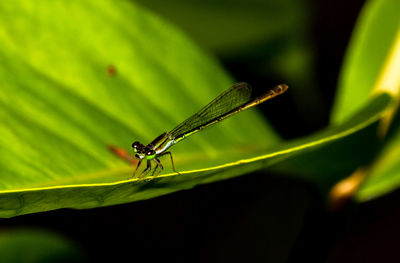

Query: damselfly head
left=132, top=141, right=143, bottom=153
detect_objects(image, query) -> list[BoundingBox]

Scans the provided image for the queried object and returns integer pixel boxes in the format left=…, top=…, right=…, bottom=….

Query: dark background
left=2, top=1, right=400, bottom=262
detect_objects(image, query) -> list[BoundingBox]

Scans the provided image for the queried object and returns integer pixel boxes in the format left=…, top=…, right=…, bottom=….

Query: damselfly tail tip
left=274, top=84, right=289, bottom=94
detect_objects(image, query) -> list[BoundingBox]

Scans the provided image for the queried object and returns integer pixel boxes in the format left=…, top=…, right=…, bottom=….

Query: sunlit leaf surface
left=0, top=0, right=286, bottom=217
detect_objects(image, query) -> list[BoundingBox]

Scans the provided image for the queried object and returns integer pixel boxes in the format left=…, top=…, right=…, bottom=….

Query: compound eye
left=132, top=141, right=140, bottom=153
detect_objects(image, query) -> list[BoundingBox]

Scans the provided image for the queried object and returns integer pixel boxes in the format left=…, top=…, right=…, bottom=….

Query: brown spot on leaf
left=106, top=65, right=117, bottom=76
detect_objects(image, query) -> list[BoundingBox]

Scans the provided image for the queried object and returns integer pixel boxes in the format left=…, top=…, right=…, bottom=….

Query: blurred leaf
left=331, top=0, right=400, bottom=123
left=270, top=93, right=392, bottom=194
left=327, top=0, right=400, bottom=201
left=132, top=0, right=309, bottom=56
left=0, top=228, right=82, bottom=262
left=357, top=121, right=400, bottom=201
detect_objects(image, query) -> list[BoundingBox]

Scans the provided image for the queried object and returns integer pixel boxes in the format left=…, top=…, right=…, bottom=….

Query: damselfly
left=128, top=82, right=288, bottom=178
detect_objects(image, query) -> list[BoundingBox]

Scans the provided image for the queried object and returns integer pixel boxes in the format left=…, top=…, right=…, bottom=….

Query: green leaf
left=270, top=93, right=393, bottom=194
left=0, top=0, right=284, bottom=217
left=357, top=121, right=400, bottom=201
left=0, top=0, right=395, bottom=217
left=331, top=0, right=400, bottom=123
left=329, top=0, right=400, bottom=201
